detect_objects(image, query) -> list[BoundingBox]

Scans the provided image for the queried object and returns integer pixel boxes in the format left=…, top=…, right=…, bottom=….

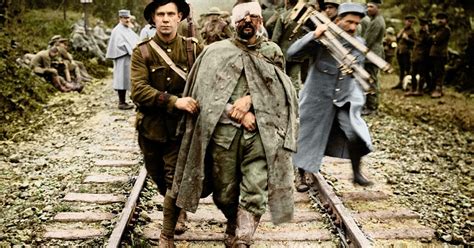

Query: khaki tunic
left=131, top=34, right=203, bottom=142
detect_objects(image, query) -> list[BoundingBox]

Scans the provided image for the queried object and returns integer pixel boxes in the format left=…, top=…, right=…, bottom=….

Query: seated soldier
left=30, top=46, right=82, bottom=92
left=55, top=38, right=92, bottom=87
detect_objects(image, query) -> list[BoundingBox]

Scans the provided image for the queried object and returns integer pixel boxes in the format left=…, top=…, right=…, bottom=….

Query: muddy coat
left=287, top=32, right=373, bottom=172
left=171, top=37, right=299, bottom=224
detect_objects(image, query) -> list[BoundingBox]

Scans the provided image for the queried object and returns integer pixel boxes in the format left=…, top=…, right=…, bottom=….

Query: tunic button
left=220, top=85, right=225, bottom=89
left=227, top=76, right=231, bottom=79
left=339, top=77, right=344, bottom=80
left=166, top=77, right=171, bottom=81
left=323, top=69, right=328, bottom=73
left=208, top=109, right=212, bottom=113
left=335, top=88, right=340, bottom=92
left=333, top=99, right=337, bottom=103
left=214, top=96, right=219, bottom=100
left=166, top=48, right=171, bottom=53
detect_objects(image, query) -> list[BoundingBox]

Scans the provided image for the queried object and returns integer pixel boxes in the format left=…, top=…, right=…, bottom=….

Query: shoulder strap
left=139, top=43, right=151, bottom=68
left=149, top=40, right=187, bottom=80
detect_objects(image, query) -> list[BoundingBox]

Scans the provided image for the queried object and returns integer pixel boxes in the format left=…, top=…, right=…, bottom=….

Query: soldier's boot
left=158, top=234, right=175, bottom=248
left=52, top=76, right=72, bottom=92
left=224, top=217, right=237, bottom=248
left=117, top=90, right=133, bottom=110
left=233, top=208, right=261, bottom=248
left=160, top=193, right=180, bottom=248
left=431, top=85, right=443, bottom=98
left=294, top=168, right=309, bottom=192
left=349, top=142, right=373, bottom=187
left=175, top=209, right=188, bottom=235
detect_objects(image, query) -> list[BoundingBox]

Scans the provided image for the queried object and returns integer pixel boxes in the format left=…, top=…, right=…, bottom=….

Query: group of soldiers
left=108, top=0, right=382, bottom=247
left=17, top=34, right=95, bottom=92
left=16, top=18, right=117, bottom=93
left=389, top=13, right=451, bottom=99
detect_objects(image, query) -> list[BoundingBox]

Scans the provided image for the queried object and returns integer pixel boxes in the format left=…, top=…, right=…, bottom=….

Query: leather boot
left=294, top=168, right=309, bottom=192
left=224, top=217, right=237, bottom=248
left=352, top=161, right=373, bottom=186
left=159, top=233, right=175, bottom=248
left=431, top=86, right=443, bottom=98
left=118, top=90, right=133, bottom=110
left=349, top=142, right=373, bottom=187
left=233, top=208, right=261, bottom=247
left=175, top=209, right=187, bottom=235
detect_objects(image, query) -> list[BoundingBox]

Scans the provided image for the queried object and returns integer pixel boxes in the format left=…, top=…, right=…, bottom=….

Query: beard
left=237, top=22, right=256, bottom=40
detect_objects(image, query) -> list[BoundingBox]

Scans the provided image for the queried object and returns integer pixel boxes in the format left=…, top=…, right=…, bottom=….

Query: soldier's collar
left=233, top=35, right=264, bottom=50
left=153, top=33, right=179, bottom=47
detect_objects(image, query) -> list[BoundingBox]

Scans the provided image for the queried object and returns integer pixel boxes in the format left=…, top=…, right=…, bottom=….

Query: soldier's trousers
left=138, top=134, right=180, bottom=196
left=430, top=56, right=447, bottom=90
left=411, top=60, right=431, bottom=91
left=208, top=127, right=269, bottom=221
left=364, top=62, right=380, bottom=111
left=397, top=52, right=411, bottom=84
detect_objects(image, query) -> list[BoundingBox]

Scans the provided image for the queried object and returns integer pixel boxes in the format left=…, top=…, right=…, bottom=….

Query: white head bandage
left=231, top=2, right=262, bottom=26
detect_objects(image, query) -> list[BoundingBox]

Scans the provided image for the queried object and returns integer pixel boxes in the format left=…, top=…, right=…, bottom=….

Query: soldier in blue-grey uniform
left=287, top=2, right=374, bottom=186
left=106, top=9, right=140, bottom=110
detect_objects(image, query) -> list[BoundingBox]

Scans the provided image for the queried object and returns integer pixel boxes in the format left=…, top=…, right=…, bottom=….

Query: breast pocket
left=316, top=60, right=339, bottom=75
left=149, top=65, right=167, bottom=90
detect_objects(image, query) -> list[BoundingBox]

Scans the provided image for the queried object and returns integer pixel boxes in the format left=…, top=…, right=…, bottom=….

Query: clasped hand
left=229, top=95, right=256, bottom=132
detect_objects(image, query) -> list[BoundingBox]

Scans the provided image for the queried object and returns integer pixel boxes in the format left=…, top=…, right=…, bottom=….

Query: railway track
left=40, top=97, right=441, bottom=247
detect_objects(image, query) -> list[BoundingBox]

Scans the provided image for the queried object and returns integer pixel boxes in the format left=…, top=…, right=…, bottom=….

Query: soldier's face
left=324, top=4, right=338, bottom=19
left=235, top=14, right=261, bottom=40
left=153, top=3, right=183, bottom=37
left=336, top=14, right=361, bottom=36
left=366, top=3, right=378, bottom=17
left=437, top=18, right=447, bottom=26
left=120, top=16, right=131, bottom=26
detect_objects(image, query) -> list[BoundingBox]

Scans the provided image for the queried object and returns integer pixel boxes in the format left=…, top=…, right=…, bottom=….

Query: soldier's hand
left=175, top=97, right=199, bottom=114
left=313, top=24, right=328, bottom=39
left=230, top=95, right=252, bottom=122
left=241, top=112, right=256, bottom=132
left=46, top=68, right=58, bottom=75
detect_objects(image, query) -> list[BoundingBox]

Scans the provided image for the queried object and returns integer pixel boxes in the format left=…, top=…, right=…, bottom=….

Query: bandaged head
left=231, top=1, right=262, bottom=27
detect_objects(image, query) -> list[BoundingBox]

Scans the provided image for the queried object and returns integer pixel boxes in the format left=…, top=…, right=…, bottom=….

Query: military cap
left=404, top=15, right=416, bottom=20
left=386, top=27, right=395, bottom=35
left=57, top=38, right=69, bottom=43
left=338, top=3, right=365, bottom=18
left=144, top=0, right=190, bottom=24
left=435, top=12, right=448, bottom=19
left=204, top=7, right=222, bottom=16
left=324, top=0, right=341, bottom=8
left=118, top=9, right=131, bottom=18
left=366, top=0, right=382, bottom=4
left=418, top=17, right=430, bottom=25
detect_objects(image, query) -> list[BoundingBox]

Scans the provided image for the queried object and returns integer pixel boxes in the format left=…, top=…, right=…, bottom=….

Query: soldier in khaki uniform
left=30, top=47, right=81, bottom=92
left=429, top=13, right=451, bottom=98
left=406, top=18, right=432, bottom=96
left=130, top=0, right=203, bottom=246
left=393, top=15, right=416, bottom=89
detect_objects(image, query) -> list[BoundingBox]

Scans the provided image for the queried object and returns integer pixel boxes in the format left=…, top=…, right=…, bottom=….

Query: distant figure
left=71, top=26, right=106, bottom=62
left=429, top=12, right=451, bottom=98
left=139, top=23, right=156, bottom=40
left=199, top=7, right=233, bottom=45
left=93, top=20, right=110, bottom=43
left=361, top=0, right=385, bottom=115
left=54, top=37, right=93, bottom=84
left=106, top=9, right=140, bottom=110
left=383, top=26, right=397, bottom=65
left=323, top=0, right=341, bottom=21
left=405, top=17, right=432, bottom=96
left=30, top=47, right=81, bottom=92
left=393, top=15, right=416, bottom=89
